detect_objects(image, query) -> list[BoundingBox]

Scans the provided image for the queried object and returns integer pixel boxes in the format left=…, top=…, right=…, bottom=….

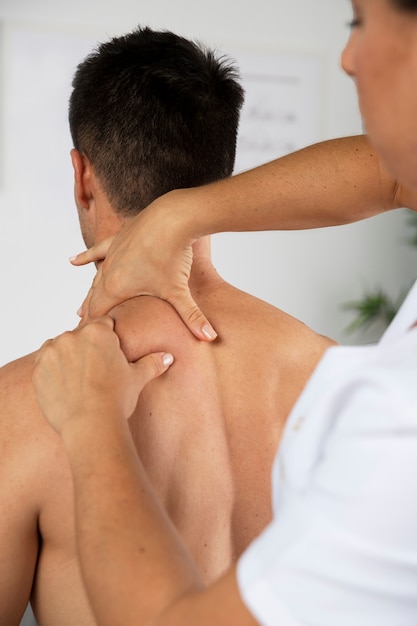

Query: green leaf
left=343, top=289, right=400, bottom=334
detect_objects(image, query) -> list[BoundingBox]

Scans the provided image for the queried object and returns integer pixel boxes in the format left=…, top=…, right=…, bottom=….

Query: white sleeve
left=237, top=339, right=417, bottom=626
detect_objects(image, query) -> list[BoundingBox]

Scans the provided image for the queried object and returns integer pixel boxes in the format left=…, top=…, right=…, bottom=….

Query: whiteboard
left=232, top=49, right=322, bottom=173
left=0, top=23, right=325, bottom=365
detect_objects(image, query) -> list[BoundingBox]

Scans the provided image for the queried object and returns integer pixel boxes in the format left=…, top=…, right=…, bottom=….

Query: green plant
left=344, top=209, right=417, bottom=335
left=343, top=288, right=407, bottom=334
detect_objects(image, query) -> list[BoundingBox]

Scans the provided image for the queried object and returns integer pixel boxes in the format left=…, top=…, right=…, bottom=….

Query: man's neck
left=189, top=237, right=224, bottom=295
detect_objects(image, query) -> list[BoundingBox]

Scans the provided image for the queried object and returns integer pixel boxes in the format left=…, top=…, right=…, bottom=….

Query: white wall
left=0, top=0, right=415, bottom=368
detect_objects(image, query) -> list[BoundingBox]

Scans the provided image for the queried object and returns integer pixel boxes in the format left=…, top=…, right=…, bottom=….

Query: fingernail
left=76, top=307, right=83, bottom=317
left=69, top=255, right=78, bottom=262
left=162, top=353, right=174, bottom=367
left=201, top=324, right=217, bottom=340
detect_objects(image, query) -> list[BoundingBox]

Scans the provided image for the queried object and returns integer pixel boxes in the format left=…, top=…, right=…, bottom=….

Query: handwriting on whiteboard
left=230, top=50, right=323, bottom=173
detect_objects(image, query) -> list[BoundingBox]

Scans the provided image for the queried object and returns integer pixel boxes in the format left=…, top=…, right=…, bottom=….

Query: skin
left=0, top=354, right=97, bottom=626
left=341, top=0, right=417, bottom=189
left=74, top=133, right=417, bottom=337
left=72, top=148, right=335, bottom=568
left=32, top=1, right=417, bottom=625
left=0, top=147, right=333, bottom=624
left=32, top=320, right=260, bottom=626
left=72, top=2, right=417, bottom=335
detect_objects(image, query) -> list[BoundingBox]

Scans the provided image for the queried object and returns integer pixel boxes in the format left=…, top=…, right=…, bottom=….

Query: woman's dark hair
left=391, top=0, right=417, bottom=10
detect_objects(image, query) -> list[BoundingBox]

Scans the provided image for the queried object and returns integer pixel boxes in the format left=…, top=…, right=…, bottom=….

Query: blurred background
left=0, top=1, right=415, bottom=624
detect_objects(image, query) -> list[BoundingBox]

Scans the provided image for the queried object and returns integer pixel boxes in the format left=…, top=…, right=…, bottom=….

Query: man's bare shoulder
left=109, top=295, right=201, bottom=363
left=0, top=349, right=66, bottom=508
left=196, top=280, right=336, bottom=420
left=0, top=351, right=42, bottom=430
left=0, top=350, right=36, bottom=385
left=0, top=351, right=61, bottom=435
left=198, top=280, right=336, bottom=352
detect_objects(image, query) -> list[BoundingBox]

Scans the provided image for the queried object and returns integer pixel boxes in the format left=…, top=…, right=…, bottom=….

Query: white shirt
left=237, top=281, right=417, bottom=626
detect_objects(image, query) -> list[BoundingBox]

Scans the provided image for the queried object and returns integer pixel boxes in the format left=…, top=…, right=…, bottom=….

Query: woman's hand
left=71, top=191, right=217, bottom=342
left=32, top=317, right=174, bottom=437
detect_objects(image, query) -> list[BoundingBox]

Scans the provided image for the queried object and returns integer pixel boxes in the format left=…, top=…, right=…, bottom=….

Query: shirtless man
left=0, top=26, right=333, bottom=625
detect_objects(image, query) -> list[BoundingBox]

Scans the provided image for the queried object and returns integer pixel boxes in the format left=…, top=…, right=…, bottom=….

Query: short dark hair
left=69, top=26, right=244, bottom=216
left=390, top=0, right=417, bottom=9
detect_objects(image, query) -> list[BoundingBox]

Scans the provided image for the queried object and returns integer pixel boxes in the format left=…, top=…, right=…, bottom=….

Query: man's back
left=0, top=260, right=333, bottom=624
left=112, top=256, right=335, bottom=580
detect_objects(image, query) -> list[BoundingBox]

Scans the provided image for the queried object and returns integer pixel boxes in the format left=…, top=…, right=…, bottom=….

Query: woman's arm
left=32, top=319, right=259, bottom=626
left=73, top=134, right=410, bottom=337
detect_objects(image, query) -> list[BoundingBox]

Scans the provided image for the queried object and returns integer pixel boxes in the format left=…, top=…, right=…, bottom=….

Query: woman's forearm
left=179, top=134, right=403, bottom=239
left=63, top=419, right=204, bottom=626
left=74, top=133, right=413, bottom=332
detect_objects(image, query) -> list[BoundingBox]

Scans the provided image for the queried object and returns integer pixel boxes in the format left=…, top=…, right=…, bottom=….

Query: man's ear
left=71, top=148, right=93, bottom=210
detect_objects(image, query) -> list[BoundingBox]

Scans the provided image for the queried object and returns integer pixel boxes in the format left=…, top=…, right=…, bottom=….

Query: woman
left=34, top=1, right=417, bottom=624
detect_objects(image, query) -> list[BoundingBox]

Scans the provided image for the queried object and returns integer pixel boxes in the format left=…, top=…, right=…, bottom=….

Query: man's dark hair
left=69, top=26, right=244, bottom=216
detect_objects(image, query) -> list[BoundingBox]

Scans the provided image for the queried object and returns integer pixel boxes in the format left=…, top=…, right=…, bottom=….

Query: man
left=0, top=26, right=333, bottom=625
